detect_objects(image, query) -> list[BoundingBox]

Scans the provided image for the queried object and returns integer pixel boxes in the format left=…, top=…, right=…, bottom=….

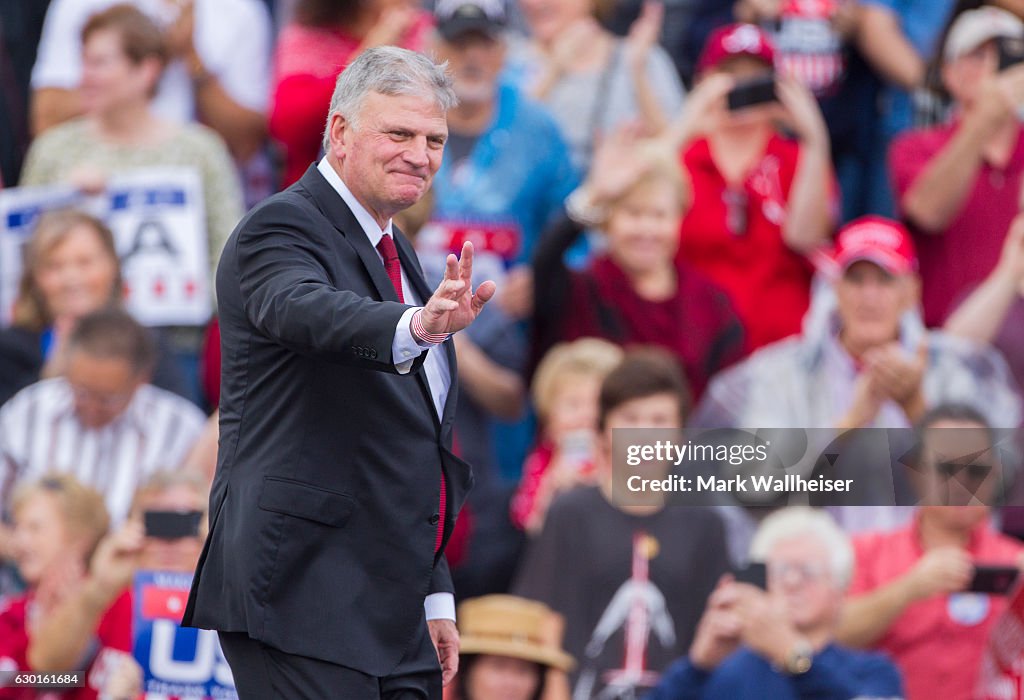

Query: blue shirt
left=647, top=644, right=904, bottom=700
left=862, top=0, right=957, bottom=137
left=426, top=82, right=579, bottom=268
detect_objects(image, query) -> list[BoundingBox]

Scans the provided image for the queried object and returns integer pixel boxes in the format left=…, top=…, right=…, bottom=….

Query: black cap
left=435, top=0, right=506, bottom=41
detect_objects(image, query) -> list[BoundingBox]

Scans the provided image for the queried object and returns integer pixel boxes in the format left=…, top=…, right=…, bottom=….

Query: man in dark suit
left=183, top=46, right=496, bottom=699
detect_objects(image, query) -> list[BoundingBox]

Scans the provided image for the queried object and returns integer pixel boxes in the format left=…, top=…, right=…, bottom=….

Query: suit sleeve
left=236, top=199, right=424, bottom=373
left=429, top=555, right=454, bottom=596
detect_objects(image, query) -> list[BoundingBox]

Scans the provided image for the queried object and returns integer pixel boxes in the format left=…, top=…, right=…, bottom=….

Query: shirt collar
left=822, top=322, right=861, bottom=377
left=317, top=157, right=393, bottom=248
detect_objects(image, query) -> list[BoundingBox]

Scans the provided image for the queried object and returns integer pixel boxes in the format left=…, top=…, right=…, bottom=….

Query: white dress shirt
left=317, top=158, right=455, bottom=622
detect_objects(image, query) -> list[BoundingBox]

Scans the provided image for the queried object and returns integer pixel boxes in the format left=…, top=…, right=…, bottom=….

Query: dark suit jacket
left=183, top=165, right=473, bottom=676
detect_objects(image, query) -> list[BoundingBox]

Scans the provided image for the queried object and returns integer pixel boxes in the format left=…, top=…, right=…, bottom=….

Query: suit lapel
left=302, top=165, right=458, bottom=437
left=392, top=229, right=433, bottom=303
left=300, top=166, right=401, bottom=305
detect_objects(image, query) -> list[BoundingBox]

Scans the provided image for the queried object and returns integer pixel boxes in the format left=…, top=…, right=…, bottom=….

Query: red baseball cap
left=696, top=23, right=776, bottom=74
left=831, top=216, right=918, bottom=275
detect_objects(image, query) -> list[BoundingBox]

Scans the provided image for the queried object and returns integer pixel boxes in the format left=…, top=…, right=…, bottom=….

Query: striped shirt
left=0, top=379, right=206, bottom=524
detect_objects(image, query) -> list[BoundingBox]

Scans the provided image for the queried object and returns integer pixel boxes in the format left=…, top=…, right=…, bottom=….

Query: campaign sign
left=133, top=571, right=237, bottom=699
left=416, top=219, right=522, bottom=287
left=0, top=167, right=211, bottom=327
left=107, top=168, right=211, bottom=327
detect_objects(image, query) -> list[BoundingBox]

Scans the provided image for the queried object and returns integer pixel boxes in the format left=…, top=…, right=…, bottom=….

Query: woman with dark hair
left=0, top=209, right=184, bottom=405
left=448, top=595, right=575, bottom=700
left=269, top=0, right=433, bottom=186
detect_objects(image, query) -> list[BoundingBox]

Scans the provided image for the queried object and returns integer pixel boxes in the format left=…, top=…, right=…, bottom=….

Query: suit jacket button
left=429, top=514, right=440, bottom=525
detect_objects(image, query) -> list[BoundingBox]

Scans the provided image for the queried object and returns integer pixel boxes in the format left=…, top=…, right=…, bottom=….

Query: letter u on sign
left=149, top=621, right=235, bottom=687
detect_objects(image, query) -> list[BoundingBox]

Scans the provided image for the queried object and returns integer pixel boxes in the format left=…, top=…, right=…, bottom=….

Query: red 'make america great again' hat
left=696, top=23, right=776, bottom=73
left=831, top=216, right=918, bottom=275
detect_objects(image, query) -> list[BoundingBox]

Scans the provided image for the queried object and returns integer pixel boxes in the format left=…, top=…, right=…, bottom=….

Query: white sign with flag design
left=0, top=167, right=212, bottom=327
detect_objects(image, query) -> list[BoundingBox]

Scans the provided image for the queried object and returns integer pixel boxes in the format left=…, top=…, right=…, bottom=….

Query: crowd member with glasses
left=837, top=404, right=1024, bottom=700
left=693, top=215, right=1022, bottom=545
left=649, top=507, right=903, bottom=699
left=0, top=474, right=110, bottom=698
left=0, top=308, right=204, bottom=525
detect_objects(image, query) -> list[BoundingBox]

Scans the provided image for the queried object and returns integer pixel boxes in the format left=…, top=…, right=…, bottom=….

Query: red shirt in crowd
left=510, top=442, right=596, bottom=531
left=0, top=591, right=131, bottom=700
left=268, top=16, right=433, bottom=187
left=678, top=134, right=822, bottom=351
left=890, top=122, right=1024, bottom=327
left=539, top=245, right=746, bottom=400
left=533, top=215, right=746, bottom=398
left=849, top=515, right=1024, bottom=700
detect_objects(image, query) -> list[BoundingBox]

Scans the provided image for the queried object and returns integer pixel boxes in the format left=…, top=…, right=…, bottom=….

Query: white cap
left=944, top=7, right=1024, bottom=62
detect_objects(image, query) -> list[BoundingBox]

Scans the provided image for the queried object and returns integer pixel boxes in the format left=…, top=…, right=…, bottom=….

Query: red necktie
left=375, top=234, right=447, bottom=554
left=376, top=234, right=404, bottom=303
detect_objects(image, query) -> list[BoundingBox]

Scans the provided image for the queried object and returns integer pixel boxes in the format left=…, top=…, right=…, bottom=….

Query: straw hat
left=457, top=595, right=576, bottom=672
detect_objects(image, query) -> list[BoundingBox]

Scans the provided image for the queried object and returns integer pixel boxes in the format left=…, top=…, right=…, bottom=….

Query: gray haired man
left=649, top=508, right=904, bottom=699
left=183, top=47, right=496, bottom=699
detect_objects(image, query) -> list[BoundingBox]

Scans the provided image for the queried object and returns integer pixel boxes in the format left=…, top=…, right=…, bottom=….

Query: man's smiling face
left=332, top=91, right=448, bottom=225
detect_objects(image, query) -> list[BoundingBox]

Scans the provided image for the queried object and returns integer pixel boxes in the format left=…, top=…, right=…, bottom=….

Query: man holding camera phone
left=837, top=405, right=1024, bottom=700
left=649, top=508, right=903, bottom=700
left=890, top=7, right=1024, bottom=328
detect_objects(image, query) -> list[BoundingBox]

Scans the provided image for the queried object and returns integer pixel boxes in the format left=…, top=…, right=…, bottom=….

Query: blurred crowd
left=5, top=0, right=1024, bottom=698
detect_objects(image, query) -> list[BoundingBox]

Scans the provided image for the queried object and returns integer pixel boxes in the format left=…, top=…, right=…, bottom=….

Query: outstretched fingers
left=445, top=252, right=460, bottom=281
left=458, top=241, right=475, bottom=283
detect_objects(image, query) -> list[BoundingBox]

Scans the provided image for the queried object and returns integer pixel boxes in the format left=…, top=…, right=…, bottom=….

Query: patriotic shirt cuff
left=411, top=309, right=449, bottom=346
